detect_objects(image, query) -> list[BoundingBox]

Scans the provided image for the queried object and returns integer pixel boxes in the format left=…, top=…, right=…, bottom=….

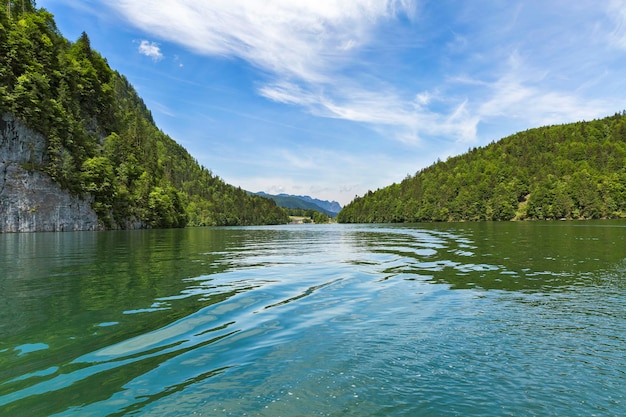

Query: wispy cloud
left=473, top=52, right=619, bottom=127
left=258, top=79, right=478, bottom=144
left=279, top=149, right=316, bottom=170
left=109, top=1, right=444, bottom=141
left=608, top=0, right=626, bottom=49
left=114, top=1, right=415, bottom=80
left=137, top=40, right=163, bottom=61
left=111, top=0, right=625, bottom=151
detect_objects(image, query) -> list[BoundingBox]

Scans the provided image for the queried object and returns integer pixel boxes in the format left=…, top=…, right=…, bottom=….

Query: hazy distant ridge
left=293, top=195, right=342, bottom=214
left=255, top=192, right=341, bottom=217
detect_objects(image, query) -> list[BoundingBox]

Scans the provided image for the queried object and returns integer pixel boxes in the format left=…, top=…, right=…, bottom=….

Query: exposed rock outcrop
left=0, top=113, right=101, bottom=232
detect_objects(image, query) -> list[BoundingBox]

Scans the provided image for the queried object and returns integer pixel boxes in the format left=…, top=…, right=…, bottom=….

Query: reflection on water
left=353, top=221, right=626, bottom=291
left=0, top=222, right=625, bottom=416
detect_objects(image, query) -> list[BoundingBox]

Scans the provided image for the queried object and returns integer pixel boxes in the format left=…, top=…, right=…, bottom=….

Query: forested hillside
left=338, top=112, right=626, bottom=223
left=0, top=2, right=288, bottom=228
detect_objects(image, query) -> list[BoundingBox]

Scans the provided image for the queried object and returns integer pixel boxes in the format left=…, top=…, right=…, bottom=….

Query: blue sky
left=38, top=0, right=626, bottom=206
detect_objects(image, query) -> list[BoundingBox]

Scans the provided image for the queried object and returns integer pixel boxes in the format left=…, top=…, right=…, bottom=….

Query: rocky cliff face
left=0, top=113, right=100, bottom=232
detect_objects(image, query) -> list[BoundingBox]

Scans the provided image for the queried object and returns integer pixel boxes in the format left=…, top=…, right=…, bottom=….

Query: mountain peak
left=255, top=192, right=342, bottom=216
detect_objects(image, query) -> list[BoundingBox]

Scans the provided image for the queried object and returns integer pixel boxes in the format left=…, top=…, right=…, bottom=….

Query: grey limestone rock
left=0, top=113, right=100, bottom=233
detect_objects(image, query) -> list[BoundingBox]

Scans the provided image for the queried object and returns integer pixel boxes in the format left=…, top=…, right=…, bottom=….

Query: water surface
left=1, top=222, right=625, bottom=416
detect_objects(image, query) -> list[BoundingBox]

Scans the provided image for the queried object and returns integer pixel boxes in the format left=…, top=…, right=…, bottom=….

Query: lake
left=0, top=222, right=625, bottom=416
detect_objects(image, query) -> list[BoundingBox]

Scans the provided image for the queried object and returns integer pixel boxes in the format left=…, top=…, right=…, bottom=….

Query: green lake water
left=0, top=222, right=625, bottom=416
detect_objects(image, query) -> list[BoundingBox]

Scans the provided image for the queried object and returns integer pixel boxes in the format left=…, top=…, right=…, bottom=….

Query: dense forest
left=0, top=1, right=289, bottom=228
left=284, top=207, right=331, bottom=224
left=338, top=112, right=626, bottom=223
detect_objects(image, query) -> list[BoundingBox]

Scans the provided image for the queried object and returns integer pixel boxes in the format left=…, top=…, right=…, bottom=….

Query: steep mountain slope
left=338, top=112, right=626, bottom=223
left=1, top=112, right=100, bottom=232
left=0, top=3, right=288, bottom=230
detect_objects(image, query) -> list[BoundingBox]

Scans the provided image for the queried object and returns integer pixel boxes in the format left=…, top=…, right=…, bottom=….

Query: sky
left=37, top=0, right=626, bottom=206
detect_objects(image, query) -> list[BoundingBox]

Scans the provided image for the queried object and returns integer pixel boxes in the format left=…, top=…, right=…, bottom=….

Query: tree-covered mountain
left=254, top=192, right=340, bottom=217
left=338, top=112, right=626, bottom=223
left=0, top=2, right=289, bottom=229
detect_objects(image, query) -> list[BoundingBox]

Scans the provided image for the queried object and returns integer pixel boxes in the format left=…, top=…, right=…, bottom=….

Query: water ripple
left=1, top=223, right=625, bottom=416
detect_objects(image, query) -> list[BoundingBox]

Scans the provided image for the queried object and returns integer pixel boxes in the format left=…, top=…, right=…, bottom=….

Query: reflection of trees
left=0, top=229, right=235, bottom=378
left=0, top=226, right=286, bottom=414
left=355, top=222, right=626, bottom=292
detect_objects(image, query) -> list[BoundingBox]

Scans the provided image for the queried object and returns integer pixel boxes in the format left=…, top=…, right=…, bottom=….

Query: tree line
left=338, top=112, right=626, bottom=223
left=285, top=208, right=331, bottom=223
left=0, top=2, right=289, bottom=228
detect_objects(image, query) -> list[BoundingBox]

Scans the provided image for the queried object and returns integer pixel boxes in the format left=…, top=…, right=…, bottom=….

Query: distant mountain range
left=255, top=192, right=342, bottom=217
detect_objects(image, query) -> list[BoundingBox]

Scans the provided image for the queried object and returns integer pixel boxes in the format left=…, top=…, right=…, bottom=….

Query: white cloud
left=114, top=1, right=625, bottom=153
left=138, top=40, right=163, bottom=61
left=110, top=1, right=443, bottom=142
left=258, top=80, right=478, bottom=144
left=115, top=1, right=415, bottom=81
left=116, top=1, right=588, bottom=148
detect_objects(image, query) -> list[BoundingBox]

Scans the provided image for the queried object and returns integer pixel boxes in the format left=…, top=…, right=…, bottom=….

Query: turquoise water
left=0, top=222, right=625, bottom=416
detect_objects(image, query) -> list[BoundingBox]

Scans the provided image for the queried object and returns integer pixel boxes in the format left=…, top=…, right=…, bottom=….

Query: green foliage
left=338, top=112, right=626, bottom=223
left=0, top=4, right=289, bottom=228
left=147, top=186, right=187, bottom=228
left=285, top=207, right=330, bottom=223
left=286, top=207, right=315, bottom=218
left=311, top=211, right=330, bottom=224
